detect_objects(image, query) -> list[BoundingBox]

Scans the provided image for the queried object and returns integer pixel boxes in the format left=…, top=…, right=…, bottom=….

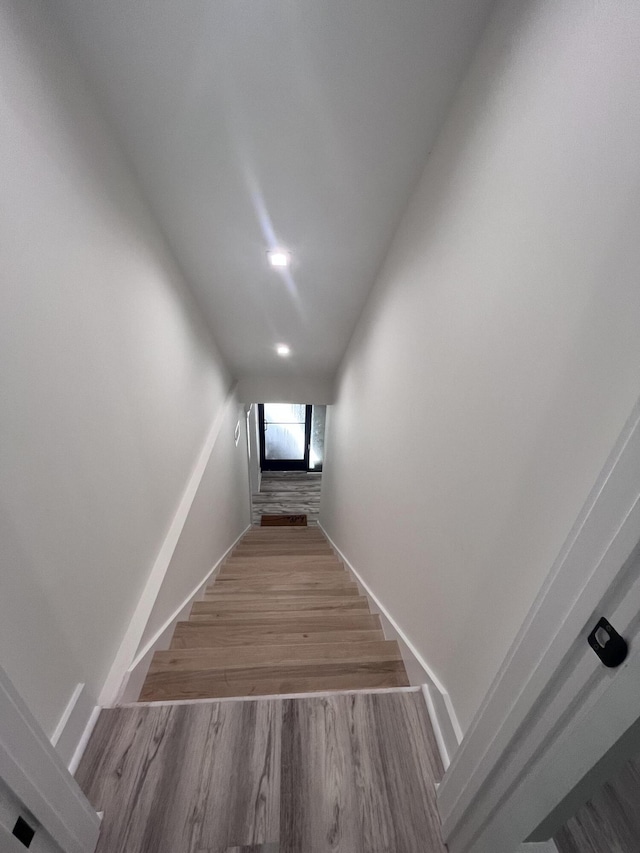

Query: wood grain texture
left=205, top=584, right=358, bottom=597
left=234, top=541, right=331, bottom=548
left=227, top=542, right=335, bottom=548
left=244, top=531, right=324, bottom=536
left=252, top=472, right=321, bottom=525
left=219, top=567, right=345, bottom=579
left=186, top=613, right=383, bottom=630
left=243, top=530, right=323, bottom=534
left=238, top=544, right=326, bottom=550
left=555, top=756, right=640, bottom=853
left=240, top=540, right=325, bottom=547
left=77, top=692, right=445, bottom=853
left=233, top=536, right=329, bottom=544
left=223, top=552, right=339, bottom=561
left=231, top=549, right=334, bottom=558
left=76, top=701, right=281, bottom=852
left=139, top=659, right=409, bottom=701
left=211, top=581, right=358, bottom=593
left=191, top=597, right=369, bottom=615
left=170, top=625, right=385, bottom=650
left=140, top=526, right=407, bottom=702
left=148, top=640, right=402, bottom=672
left=280, top=692, right=446, bottom=853
left=222, top=556, right=341, bottom=566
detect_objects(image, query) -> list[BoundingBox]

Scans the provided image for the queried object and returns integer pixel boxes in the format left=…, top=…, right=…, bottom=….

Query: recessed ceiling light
left=276, top=343, right=291, bottom=357
left=267, top=248, right=290, bottom=268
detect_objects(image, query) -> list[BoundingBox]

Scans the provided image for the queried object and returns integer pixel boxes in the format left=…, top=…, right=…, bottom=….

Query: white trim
left=437, top=398, right=640, bottom=853
left=115, top=522, right=251, bottom=705
left=49, top=683, right=97, bottom=771
left=99, top=386, right=238, bottom=706
left=421, top=684, right=455, bottom=770
left=67, top=706, right=101, bottom=777
left=518, top=844, right=558, bottom=853
left=120, top=685, right=421, bottom=708
left=319, top=523, right=461, bottom=768
left=0, top=666, right=99, bottom=853
left=50, top=684, right=84, bottom=746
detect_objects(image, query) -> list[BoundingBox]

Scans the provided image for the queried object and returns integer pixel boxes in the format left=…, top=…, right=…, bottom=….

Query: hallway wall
left=247, top=404, right=261, bottom=496
left=137, top=398, right=251, bottom=652
left=0, top=0, right=248, bottom=754
left=237, top=375, right=335, bottom=406
left=320, top=0, right=640, bottom=733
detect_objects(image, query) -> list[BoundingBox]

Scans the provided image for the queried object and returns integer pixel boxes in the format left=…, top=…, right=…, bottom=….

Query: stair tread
left=137, top=523, right=410, bottom=703
left=232, top=552, right=334, bottom=559
left=139, top=660, right=409, bottom=702
left=223, top=565, right=341, bottom=574
left=229, top=547, right=335, bottom=552
left=218, top=571, right=347, bottom=582
left=170, top=626, right=385, bottom=649
left=219, top=567, right=346, bottom=576
left=187, top=612, right=382, bottom=628
left=225, top=553, right=338, bottom=561
left=233, top=544, right=332, bottom=551
left=211, top=580, right=356, bottom=590
left=191, top=597, right=369, bottom=614
left=226, top=565, right=338, bottom=571
left=210, top=588, right=356, bottom=596
left=241, top=533, right=327, bottom=540
left=150, top=640, right=402, bottom=671
left=203, top=587, right=360, bottom=600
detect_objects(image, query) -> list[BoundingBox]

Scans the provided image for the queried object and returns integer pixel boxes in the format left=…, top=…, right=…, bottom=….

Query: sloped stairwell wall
left=0, top=0, right=249, bottom=766
left=320, top=0, right=640, bottom=736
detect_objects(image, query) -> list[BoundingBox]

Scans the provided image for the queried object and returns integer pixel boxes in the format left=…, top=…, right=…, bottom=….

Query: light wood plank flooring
left=139, top=526, right=409, bottom=701
left=76, top=691, right=446, bottom=853
left=251, top=472, right=322, bottom=525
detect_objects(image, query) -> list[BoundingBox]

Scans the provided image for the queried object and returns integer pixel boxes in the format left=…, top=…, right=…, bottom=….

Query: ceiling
left=50, top=0, right=494, bottom=384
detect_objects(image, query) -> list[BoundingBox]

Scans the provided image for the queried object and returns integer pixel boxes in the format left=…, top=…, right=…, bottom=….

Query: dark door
left=258, top=404, right=312, bottom=471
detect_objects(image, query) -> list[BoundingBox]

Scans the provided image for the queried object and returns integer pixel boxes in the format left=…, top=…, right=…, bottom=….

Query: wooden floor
left=554, top=755, right=640, bottom=852
left=251, top=472, right=322, bottom=525
left=77, top=691, right=446, bottom=853
left=139, top=526, right=409, bottom=701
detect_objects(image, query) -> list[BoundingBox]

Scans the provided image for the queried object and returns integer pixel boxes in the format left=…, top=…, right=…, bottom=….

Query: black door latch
left=588, top=617, right=628, bottom=668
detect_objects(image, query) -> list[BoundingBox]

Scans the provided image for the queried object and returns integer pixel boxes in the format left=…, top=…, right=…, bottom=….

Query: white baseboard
left=67, top=704, right=100, bottom=776
left=66, top=521, right=250, bottom=767
left=319, top=524, right=462, bottom=769
left=61, top=510, right=250, bottom=772
left=49, top=683, right=98, bottom=771
left=518, top=843, right=559, bottom=853
left=421, top=684, right=459, bottom=771
left=98, top=387, right=239, bottom=707
left=115, top=523, right=251, bottom=705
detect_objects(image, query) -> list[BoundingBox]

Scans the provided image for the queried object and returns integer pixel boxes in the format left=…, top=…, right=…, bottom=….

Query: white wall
left=320, top=0, right=640, bottom=733
left=138, top=398, right=250, bottom=650
left=247, top=404, right=261, bottom=496
left=0, top=0, right=247, bottom=746
left=237, top=374, right=335, bottom=405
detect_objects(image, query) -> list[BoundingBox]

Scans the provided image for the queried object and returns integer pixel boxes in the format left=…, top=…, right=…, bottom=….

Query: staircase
left=139, top=526, right=409, bottom=701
